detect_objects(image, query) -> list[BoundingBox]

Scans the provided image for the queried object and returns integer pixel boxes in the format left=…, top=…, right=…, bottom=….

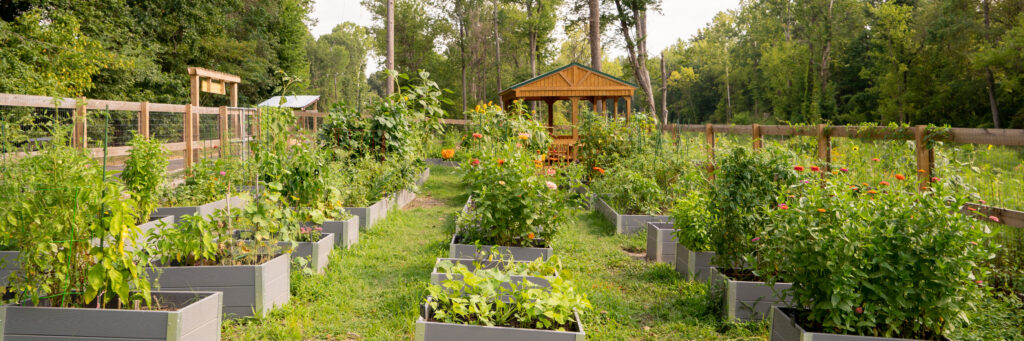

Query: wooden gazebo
left=499, top=62, right=637, bottom=161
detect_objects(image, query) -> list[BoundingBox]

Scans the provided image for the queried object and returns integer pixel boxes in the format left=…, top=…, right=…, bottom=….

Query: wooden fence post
left=74, top=97, right=87, bottom=149
left=817, top=124, right=831, bottom=172
left=139, top=101, right=150, bottom=139
left=752, top=123, right=762, bottom=150
left=914, top=125, right=934, bottom=189
left=705, top=123, right=715, bottom=179
left=184, top=105, right=194, bottom=170
left=219, top=106, right=229, bottom=157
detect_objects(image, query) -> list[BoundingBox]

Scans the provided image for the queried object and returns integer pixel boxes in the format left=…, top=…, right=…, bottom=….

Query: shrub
left=756, top=174, right=992, bottom=339
left=120, top=134, right=168, bottom=223
left=670, top=189, right=715, bottom=251
left=707, top=146, right=796, bottom=269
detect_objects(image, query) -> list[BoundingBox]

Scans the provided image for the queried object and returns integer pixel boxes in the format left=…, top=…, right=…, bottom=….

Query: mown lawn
left=222, top=165, right=1022, bottom=340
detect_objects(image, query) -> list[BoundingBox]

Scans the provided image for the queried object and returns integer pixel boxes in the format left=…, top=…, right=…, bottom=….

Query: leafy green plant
left=755, top=173, right=992, bottom=339
left=592, top=167, right=663, bottom=215
left=120, top=134, right=168, bottom=223
left=426, top=259, right=590, bottom=331
left=160, top=158, right=247, bottom=207
left=670, top=190, right=715, bottom=251
left=1, top=142, right=151, bottom=308
left=707, top=146, right=796, bottom=270
left=457, top=140, right=575, bottom=247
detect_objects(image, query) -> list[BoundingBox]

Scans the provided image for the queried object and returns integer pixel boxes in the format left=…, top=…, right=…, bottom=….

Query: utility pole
left=386, top=0, right=395, bottom=96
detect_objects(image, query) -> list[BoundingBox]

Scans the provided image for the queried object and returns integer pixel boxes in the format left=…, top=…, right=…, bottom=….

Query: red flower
left=472, top=133, right=483, bottom=139
left=872, top=158, right=880, bottom=162
left=811, top=166, right=820, bottom=172
left=931, top=177, right=940, bottom=182
left=894, top=174, right=906, bottom=181
left=497, top=159, right=505, bottom=165
left=879, top=181, right=890, bottom=186
left=794, top=166, right=805, bottom=172
left=855, top=307, right=863, bottom=314
left=471, top=158, right=480, bottom=166
left=778, top=203, right=789, bottom=210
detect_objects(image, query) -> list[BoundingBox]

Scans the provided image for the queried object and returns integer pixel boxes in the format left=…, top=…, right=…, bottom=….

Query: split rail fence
left=0, top=93, right=326, bottom=171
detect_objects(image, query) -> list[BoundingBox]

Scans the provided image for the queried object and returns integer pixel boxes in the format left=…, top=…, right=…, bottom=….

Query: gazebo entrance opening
left=499, top=63, right=638, bottom=162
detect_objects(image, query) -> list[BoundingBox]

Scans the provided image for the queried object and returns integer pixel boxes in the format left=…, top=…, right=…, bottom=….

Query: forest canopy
left=2, top=0, right=1023, bottom=128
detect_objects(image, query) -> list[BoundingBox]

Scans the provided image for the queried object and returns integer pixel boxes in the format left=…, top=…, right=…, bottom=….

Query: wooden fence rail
left=0, top=93, right=328, bottom=170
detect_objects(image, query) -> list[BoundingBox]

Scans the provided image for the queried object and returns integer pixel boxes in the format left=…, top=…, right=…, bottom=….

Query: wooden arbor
left=499, top=63, right=637, bottom=161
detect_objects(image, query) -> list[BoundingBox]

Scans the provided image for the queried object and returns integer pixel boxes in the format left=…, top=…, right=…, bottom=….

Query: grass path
left=223, top=166, right=765, bottom=340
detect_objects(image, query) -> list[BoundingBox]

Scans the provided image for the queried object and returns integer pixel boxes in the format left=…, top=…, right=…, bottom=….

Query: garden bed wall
left=153, top=195, right=249, bottom=223
left=593, top=196, right=670, bottom=234
left=150, top=254, right=290, bottom=319
left=415, top=298, right=585, bottom=341
left=675, top=244, right=716, bottom=281
left=1, top=291, right=223, bottom=340
left=710, top=267, right=792, bottom=322
left=280, top=234, right=334, bottom=274
left=646, top=222, right=677, bottom=264
left=0, top=251, right=19, bottom=287
left=322, top=216, right=360, bottom=248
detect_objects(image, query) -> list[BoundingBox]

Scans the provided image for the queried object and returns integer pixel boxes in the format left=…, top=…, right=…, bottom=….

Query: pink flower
left=840, top=168, right=849, bottom=172
left=545, top=181, right=558, bottom=190
left=219, top=171, right=226, bottom=176
left=471, top=158, right=480, bottom=166
left=802, top=180, right=811, bottom=184
left=931, top=177, right=940, bottom=182
left=546, top=168, right=556, bottom=176
left=855, top=307, right=863, bottom=314
left=516, top=143, right=523, bottom=148
left=989, top=216, right=1000, bottom=223
left=472, top=133, right=483, bottom=139
left=979, top=199, right=987, bottom=204
left=778, top=203, right=789, bottom=210
left=751, top=237, right=761, bottom=242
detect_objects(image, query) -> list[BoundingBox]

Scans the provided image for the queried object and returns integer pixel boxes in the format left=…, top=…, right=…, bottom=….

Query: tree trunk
left=528, top=0, right=537, bottom=113
left=458, top=1, right=468, bottom=116
left=589, top=0, right=601, bottom=71
left=820, top=0, right=834, bottom=97
left=983, top=0, right=1001, bottom=128
left=613, top=0, right=657, bottom=122
left=494, top=0, right=503, bottom=101
left=661, top=52, right=668, bottom=124
left=386, top=0, right=395, bottom=96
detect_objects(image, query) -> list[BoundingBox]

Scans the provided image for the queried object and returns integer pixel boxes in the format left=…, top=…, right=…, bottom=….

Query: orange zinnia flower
left=894, top=174, right=906, bottom=181
left=817, top=208, right=827, bottom=213
left=441, top=149, right=455, bottom=159
left=868, top=190, right=878, bottom=194
left=880, top=181, right=890, bottom=186
left=528, top=232, right=535, bottom=239
left=498, top=159, right=505, bottom=165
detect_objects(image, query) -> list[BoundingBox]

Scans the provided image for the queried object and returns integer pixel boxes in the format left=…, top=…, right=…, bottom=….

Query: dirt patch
left=621, top=246, right=646, bottom=260
left=405, top=196, right=445, bottom=210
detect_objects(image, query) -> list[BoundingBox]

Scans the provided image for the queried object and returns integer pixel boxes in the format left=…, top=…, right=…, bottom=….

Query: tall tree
left=589, top=0, right=602, bottom=71
left=611, top=0, right=659, bottom=121
left=494, top=0, right=503, bottom=97
left=386, top=0, right=395, bottom=95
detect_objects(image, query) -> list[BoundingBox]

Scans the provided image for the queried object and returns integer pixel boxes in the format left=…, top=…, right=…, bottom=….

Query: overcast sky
left=308, top=0, right=741, bottom=71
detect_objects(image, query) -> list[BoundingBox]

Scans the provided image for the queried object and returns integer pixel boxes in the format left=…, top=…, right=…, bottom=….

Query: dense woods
left=3, top=0, right=1024, bottom=127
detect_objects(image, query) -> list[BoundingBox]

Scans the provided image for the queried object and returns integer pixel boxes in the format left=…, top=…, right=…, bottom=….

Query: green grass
left=222, top=165, right=1022, bottom=340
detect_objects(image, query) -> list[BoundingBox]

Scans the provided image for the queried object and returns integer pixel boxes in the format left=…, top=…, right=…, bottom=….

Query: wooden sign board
left=201, top=78, right=226, bottom=95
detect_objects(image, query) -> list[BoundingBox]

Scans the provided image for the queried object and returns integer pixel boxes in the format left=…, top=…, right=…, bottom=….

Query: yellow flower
left=988, top=144, right=993, bottom=150
left=853, top=146, right=859, bottom=151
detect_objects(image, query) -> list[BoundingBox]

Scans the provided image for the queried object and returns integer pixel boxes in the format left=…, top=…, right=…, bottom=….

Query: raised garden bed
left=1, top=291, right=222, bottom=340
left=449, top=234, right=553, bottom=261
left=322, top=215, right=360, bottom=249
left=424, top=158, right=459, bottom=167
left=646, top=222, right=677, bottom=264
left=710, top=267, right=792, bottom=322
left=345, top=168, right=430, bottom=230
left=430, top=258, right=556, bottom=289
left=153, top=195, right=249, bottom=223
left=675, top=243, right=716, bottom=282
left=136, top=215, right=176, bottom=236
left=0, top=251, right=18, bottom=287
left=770, top=306, right=949, bottom=341
left=593, top=195, right=670, bottom=234
left=149, top=253, right=290, bottom=319
left=415, top=297, right=585, bottom=341
left=281, top=233, right=334, bottom=274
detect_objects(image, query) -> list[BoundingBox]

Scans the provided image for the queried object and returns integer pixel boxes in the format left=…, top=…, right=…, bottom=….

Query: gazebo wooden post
left=570, top=97, right=579, bottom=140
left=546, top=100, right=555, bottom=134
left=625, top=97, right=632, bottom=123
left=613, top=98, right=619, bottom=119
